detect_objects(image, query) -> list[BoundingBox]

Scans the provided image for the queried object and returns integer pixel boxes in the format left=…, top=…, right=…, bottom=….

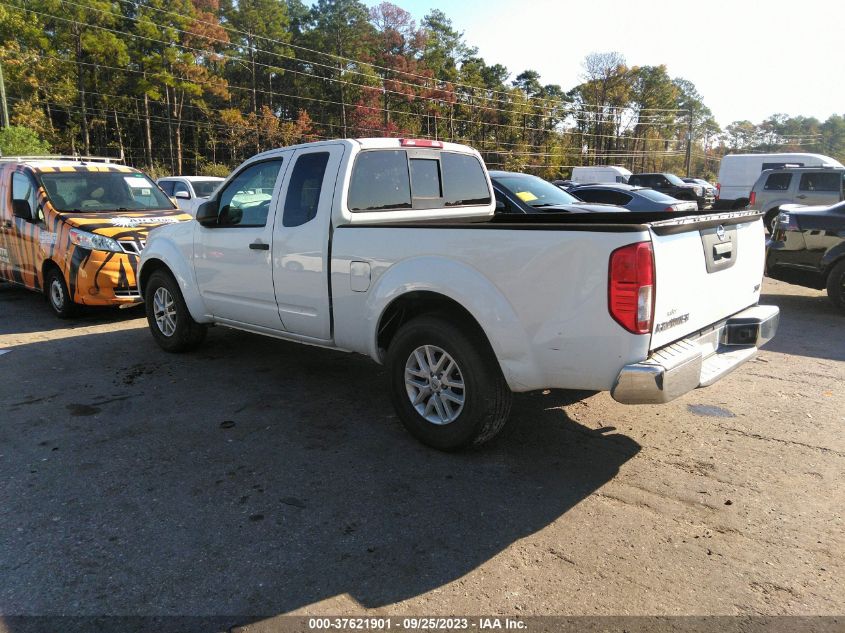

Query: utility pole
left=684, top=109, right=693, bottom=177
left=0, top=60, right=9, bottom=129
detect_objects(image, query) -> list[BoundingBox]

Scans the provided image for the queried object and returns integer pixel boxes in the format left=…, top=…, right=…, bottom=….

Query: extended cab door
left=194, top=155, right=290, bottom=329
left=271, top=143, right=345, bottom=341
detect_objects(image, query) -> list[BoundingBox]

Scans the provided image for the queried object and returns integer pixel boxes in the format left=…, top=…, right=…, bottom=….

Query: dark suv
left=628, top=172, right=714, bottom=210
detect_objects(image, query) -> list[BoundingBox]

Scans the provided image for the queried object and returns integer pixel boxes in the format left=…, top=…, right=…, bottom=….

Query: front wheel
left=386, top=315, right=513, bottom=451
left=44, top=267, right=78, bottom=319
left=144, top=270, right=207, bottom=352
left=826, top=260, right=845, bottom=314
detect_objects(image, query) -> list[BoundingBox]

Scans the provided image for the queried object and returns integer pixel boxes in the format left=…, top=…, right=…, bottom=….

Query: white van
left=571, top=165, right=631, bottom=184
left=716, top=153, right=844, bottom=209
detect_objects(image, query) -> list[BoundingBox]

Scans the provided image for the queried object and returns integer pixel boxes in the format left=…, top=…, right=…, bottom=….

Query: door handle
left=249, top=241, right=269, bottom=250
left=796, top=194, right=807, bottom=199
left=713, top=242, right=732, bottom=260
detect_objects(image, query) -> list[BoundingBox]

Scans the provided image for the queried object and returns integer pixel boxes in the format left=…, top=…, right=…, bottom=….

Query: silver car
left=749, top=167, right=845, bottom=232
left=569, top=183, right=699, bottom=212
left=157, top=176, right=225, bottom=215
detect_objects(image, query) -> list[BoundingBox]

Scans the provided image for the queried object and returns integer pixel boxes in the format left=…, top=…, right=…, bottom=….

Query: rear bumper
left=611, top=305, right=779, bottom=405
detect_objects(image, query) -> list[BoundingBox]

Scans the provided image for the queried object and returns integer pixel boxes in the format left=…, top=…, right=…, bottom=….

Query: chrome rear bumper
left=611, top=305, right=779, bottom=405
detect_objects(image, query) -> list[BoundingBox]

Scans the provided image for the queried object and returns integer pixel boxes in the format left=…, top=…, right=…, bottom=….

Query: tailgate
left=648, top=211, right=766, bottom=350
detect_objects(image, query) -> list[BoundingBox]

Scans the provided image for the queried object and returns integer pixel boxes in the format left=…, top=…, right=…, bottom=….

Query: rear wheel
left=386, top=315, right=512, bottom=451
left=825, top=260, right=845, bottom=313
left=144, top=270, right=207, bottom=352
left=44, top=267, right=78, bottom=319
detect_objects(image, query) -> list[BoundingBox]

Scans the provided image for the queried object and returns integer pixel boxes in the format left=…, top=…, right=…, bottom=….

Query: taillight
left=664, top=205, right=676, bottom=212
left=399, top=138, right=444, bottom=148
left=778, top=212, right=798, bottom=231
left=716, top=183, right=721, bottom=199
left=609, top=241, right=655, bottom=335
left=749, top=191, right=756, bottom=206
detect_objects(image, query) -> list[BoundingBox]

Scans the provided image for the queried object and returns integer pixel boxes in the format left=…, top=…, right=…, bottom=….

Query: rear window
left=764, top=173, right=792, bottom=191
left=410, top=158, right=441, bottom=198
left=637, top=188, right=676, bottom=202
left=441, top=152, right=490, bottom=206
left=576, top=189, right=632, bottom=205
left=192, top=180, right=221, bottom=197
left=348, top=149, right=490, bottom=212
left=799, top=172, right=841, bottom=192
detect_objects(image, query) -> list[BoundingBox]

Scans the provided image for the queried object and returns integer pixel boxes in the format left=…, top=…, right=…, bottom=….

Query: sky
left=363, top=0, right=845, bottom=128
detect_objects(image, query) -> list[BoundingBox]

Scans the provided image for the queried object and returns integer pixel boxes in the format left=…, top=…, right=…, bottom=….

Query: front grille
left=113, top=288, right=142, bottom=299
left=118, top=239, right=146, bottom=256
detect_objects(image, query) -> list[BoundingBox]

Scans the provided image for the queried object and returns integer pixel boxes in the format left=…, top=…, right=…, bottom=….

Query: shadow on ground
left=759, top=289, right=845, bottom=362
left=0, top=323, right=639, bottom=621
left=0, top=284, right=144, bottom=336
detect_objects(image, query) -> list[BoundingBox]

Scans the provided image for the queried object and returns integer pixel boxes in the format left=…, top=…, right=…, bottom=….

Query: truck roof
left=248, top=137, right=480, bottom=163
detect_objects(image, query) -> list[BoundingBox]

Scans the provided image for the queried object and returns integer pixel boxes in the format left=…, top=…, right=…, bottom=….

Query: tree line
left=0, top=0, right=843, bottom=179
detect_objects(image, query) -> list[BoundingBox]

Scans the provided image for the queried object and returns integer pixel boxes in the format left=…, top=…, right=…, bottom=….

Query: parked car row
left=0, top=140, right=780, bottom=452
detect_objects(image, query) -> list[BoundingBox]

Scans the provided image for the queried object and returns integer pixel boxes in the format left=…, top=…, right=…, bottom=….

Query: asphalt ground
left=0, top=277, right=842, bottom=629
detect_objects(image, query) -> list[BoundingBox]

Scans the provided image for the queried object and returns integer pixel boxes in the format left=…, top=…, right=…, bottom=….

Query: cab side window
left=12, top=172, right=41, bottom=222
left=282, top=152, right=330, bottom=228
left=158, top=180, right=175, bottom=196
left=217, top=160, right=284, bottom=227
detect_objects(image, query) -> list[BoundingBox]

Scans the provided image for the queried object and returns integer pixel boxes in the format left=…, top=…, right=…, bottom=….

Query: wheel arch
left=820, top=245, right=845, bottom=280
left=376, top=291, right=489, bottom=361
left=362, top=257, right=543, bottom=391
left=138, top=245, right=211, bottom=323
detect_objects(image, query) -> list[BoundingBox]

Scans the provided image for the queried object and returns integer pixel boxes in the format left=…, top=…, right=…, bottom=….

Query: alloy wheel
left=404, top=344, right=466, bottom=425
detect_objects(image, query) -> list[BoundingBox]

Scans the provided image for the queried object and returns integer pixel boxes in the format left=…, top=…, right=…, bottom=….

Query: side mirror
left=174, top=190, right=191, bottom=200
left=12, top=199, right=33, bottom=221
left=196, top=199, right=219, bottom=226
left=495, top=200, right=506, bottom=213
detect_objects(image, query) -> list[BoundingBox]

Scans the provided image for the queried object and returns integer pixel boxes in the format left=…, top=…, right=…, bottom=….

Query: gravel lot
left=0, top=277, right=842, bottom=625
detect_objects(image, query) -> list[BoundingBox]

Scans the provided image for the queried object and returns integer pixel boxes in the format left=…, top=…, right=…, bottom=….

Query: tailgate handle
left=713, top=242, right=732, bottom=260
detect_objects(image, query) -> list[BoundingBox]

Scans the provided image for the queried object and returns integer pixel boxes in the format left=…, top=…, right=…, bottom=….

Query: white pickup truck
left=138, top=138, right=779, bottom=450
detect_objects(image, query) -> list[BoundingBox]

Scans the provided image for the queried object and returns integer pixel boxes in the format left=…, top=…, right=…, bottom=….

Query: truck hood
left=59, top=209, right=193, bottom=236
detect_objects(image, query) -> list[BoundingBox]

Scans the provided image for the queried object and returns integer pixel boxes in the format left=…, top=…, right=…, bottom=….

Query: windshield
left=192, top=179, right=223, bottom=197
left=39, top=171, right=175, bottom=212
left=665, top=173, right=686, bottom=186
left=494, top=174, right=580, bottom=207
left=637, top=188, right=677, bottom=202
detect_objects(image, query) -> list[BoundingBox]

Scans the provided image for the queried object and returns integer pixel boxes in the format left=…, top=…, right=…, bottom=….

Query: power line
left=16, top=51, right=685, bottom=144
left=19, top=0, right=691, bottom=120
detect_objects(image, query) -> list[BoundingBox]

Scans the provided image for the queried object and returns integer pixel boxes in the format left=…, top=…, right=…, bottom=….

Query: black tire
left=825, top=260, right=845, bottom=313
left=44, top=266, right=78, bottom=319
left=144, top=269, right=207, bottom=352
left=386, top=314, right=513, bottom=451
